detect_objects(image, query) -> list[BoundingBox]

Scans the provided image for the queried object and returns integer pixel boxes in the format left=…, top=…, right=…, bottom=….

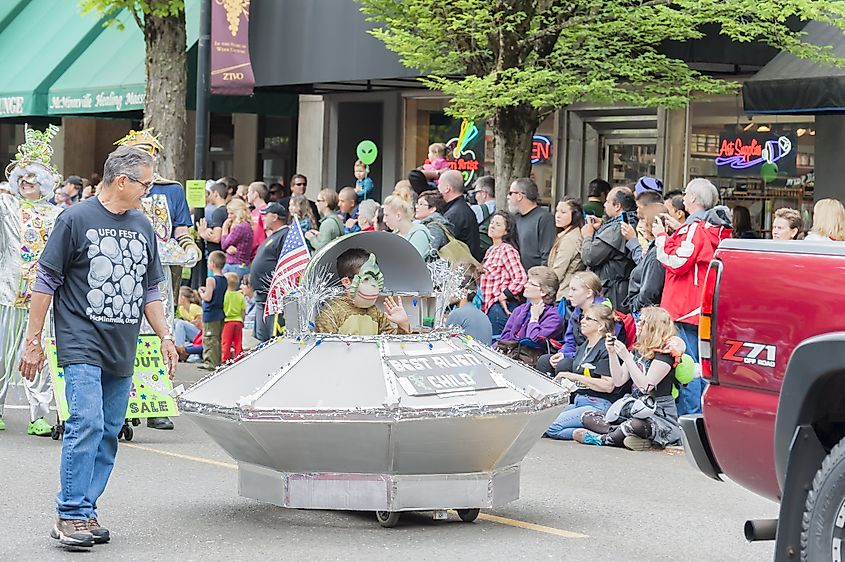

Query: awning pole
left=194, top=0, right=211, bottom=180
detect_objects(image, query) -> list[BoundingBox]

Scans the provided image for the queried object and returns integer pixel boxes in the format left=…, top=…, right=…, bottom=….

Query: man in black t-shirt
left=198, top=182, right=229, bottom=255
left=251, top=202, right=289, bottom=342
left=438, top=170, right=483, bottom=261
left=20, top=146, right=177, bottom=548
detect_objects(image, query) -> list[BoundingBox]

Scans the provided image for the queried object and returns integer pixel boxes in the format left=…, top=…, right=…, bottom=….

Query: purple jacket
left=500, top=302, right=563, bottom=343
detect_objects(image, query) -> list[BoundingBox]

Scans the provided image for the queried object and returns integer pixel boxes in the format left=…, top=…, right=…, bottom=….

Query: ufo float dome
left=178, top=232, right=568, bottom=517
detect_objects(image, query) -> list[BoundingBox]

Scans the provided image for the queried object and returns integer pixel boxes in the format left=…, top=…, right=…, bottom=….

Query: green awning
left=0, top=0, right=106, bottom=118
left=47, top=0, right=201, bottom=116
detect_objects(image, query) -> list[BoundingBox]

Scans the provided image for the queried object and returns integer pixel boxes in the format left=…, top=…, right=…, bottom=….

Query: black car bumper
left=679, top=414, right=723, bottom=481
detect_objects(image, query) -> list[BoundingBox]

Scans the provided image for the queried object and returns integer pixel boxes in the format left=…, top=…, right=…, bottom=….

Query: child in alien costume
left=315, top=249, right=411, bottom=335
left=0, top=125, right=63, bottom=435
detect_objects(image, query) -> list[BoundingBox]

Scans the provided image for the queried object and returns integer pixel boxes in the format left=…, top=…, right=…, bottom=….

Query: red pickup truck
left=681, top=239, right=845, bottom=561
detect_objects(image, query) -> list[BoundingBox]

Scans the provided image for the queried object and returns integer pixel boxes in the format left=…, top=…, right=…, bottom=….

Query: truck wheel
left=801, top=436, right=845, bottom=561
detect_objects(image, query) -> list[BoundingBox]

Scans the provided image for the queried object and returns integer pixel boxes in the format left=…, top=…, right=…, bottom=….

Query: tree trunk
left=143, top=11, right=188, bottom=183
left=492, top=104, right=540, bottom=209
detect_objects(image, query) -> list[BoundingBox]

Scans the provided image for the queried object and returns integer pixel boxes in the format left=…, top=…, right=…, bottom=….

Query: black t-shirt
left=206, top=205, right=229, bottom=254
left=569, top=340, right=631, bottom=402
left=443, top=197, right=483, bottom=261
left=39, top=197, right=165, bottom=377
left=251, top=226, right=289, bottom=300
left=633, top=352, right=675, bottom=398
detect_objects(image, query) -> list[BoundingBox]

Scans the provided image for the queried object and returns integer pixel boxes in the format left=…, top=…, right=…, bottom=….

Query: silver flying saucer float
left=178, top=232, right=568, bottom=526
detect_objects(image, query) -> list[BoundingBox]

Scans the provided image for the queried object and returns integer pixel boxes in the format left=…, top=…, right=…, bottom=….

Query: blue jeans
left=223, top=263, right=249, bottom=281
left=677, top=322, right=699, bottom=362
left=56, top=364, right=133, bottom=520
left=546, top=394, right=613, bottom=440
left=487, top=298, right=520, bottom=337
left=174, top=319, right=200, bottom=346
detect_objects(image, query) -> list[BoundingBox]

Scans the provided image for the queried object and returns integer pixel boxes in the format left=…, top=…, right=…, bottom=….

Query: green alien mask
left=349, top=253, right=385, bottom=308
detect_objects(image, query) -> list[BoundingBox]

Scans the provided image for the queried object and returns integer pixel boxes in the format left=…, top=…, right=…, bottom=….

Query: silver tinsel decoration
left=287, top=264, right=344, bottom=333
left=426, top=259, right=467, bottom=329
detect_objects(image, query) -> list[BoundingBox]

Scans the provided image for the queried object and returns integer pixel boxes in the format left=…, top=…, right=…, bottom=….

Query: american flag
left=264, top=219, right=310, bottom=317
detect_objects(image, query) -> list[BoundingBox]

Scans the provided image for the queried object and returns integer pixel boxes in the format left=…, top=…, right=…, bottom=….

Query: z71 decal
left=722, top=340, right=777, bottom=368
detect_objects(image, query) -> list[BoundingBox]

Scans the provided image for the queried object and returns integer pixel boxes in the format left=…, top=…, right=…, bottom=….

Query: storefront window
left=261, top=115, right=293, bottom=184
left=403, top=95, right=556, bottom=202
left=607, top=144, right=657, bottom=187
left=689, top=94, right=815, bottom=236
left=209, top=113, right=234, bottom=180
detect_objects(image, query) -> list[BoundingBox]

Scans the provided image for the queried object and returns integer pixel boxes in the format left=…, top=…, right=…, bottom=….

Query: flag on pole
left=264, top=219, right=310, bottom=317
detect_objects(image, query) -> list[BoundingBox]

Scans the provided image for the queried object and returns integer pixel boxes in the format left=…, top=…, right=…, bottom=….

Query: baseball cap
left=260, top=202, right=288, bottom=217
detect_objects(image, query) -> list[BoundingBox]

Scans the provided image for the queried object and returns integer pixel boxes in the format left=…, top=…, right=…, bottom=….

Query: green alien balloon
left=356, top=140, right=378, bottom=166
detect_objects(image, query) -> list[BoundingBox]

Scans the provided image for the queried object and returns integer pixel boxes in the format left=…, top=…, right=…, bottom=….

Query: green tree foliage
left=80, top=0, right=188, bottom=183
left=359, top=0, right=845, bottom=200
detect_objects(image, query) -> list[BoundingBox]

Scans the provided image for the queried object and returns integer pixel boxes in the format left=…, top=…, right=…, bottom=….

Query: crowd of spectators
left=43, top=159, right=843, bottom=452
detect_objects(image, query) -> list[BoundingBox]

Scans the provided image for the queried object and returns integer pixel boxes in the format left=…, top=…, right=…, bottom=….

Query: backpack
left=428, top=220, right=480, bottom=269
left=478, top=204, right=493, bottom=254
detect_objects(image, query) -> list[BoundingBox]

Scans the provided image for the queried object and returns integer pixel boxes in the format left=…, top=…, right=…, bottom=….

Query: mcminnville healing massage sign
left=47, top=336, right=178, bottom=420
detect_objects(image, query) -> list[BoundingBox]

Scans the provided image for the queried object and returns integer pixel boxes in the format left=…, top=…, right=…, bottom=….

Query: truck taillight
left=699, top=260, right=722, bottom=381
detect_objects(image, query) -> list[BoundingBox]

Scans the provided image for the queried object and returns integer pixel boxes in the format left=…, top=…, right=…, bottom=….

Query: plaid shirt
left=479, top=242, right=527, bottom=312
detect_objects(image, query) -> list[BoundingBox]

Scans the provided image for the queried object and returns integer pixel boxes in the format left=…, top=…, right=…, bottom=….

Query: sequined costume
left=138, top=189, right=200, bottom=334
left=0, top=126, right=62, bottom=426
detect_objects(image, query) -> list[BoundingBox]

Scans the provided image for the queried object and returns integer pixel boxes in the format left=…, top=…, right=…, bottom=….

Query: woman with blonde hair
left=391, top=180, right=418, bottom=207
left=772, top=207, right=803, bottom=240
left=382, top=194, right=432, bottom=257
left=573, top=306, right=683, bottom=451
left=806, top=198, right=845, bottom=241
left=221, top=198, right=254, bottom=280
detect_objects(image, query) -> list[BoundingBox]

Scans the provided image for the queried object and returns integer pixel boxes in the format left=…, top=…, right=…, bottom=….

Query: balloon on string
left=760, top=162, right=778, bottom=183
left=356, top=140, right=378, bottom=166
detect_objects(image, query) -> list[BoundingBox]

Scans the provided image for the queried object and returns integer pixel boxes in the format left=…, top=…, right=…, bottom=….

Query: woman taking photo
left=305, top=188, right=345, bottom=251
left=545, top=304, right=630, bottom=440
left=220, top=198, right=254, bottom=280
left=622, top=204, right=666, bottom=315
left=805, top=198, right=845, bottom=241
left=573, top=306, right=683, bottom=451
left=771, top=207, right=803, bottom=240
left=547, top=197, right=585, bottom=301
left=479, top=211, right=527, bottom=336
left=383, top=194, right=432, bottom=258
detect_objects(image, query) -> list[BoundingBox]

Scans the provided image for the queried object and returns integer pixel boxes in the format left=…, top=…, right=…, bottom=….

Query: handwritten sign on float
left=386, top=351, right=503, bottom=396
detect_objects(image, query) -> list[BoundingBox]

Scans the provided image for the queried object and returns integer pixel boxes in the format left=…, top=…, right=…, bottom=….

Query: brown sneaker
left=176, top=345, right=189, bottom=362
left=50, top=518, right=94, bottom=548
left=87, top=517, right=110, bottom=544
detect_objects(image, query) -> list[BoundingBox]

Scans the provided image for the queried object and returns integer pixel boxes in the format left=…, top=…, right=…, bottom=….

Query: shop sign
left=531, top=135, right=552, bottom=164
left=715, top=131, right=797, bottom=177
left=446, top=120, right=483, bottom=186
left=0, top=96, right=25, bottom=116
left=48, top=90, right=145, bottom=113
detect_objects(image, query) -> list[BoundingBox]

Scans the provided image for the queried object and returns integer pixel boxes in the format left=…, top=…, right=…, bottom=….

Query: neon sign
left=715, top=136, right=792, bottom=170
left=531, top=135, right=552, bottom=164
left=447, top=120, right=481, bottom=186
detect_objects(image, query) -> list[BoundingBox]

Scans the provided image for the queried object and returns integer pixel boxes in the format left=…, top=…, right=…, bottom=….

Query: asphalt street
left=0, top=364, right=777, bottom=561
